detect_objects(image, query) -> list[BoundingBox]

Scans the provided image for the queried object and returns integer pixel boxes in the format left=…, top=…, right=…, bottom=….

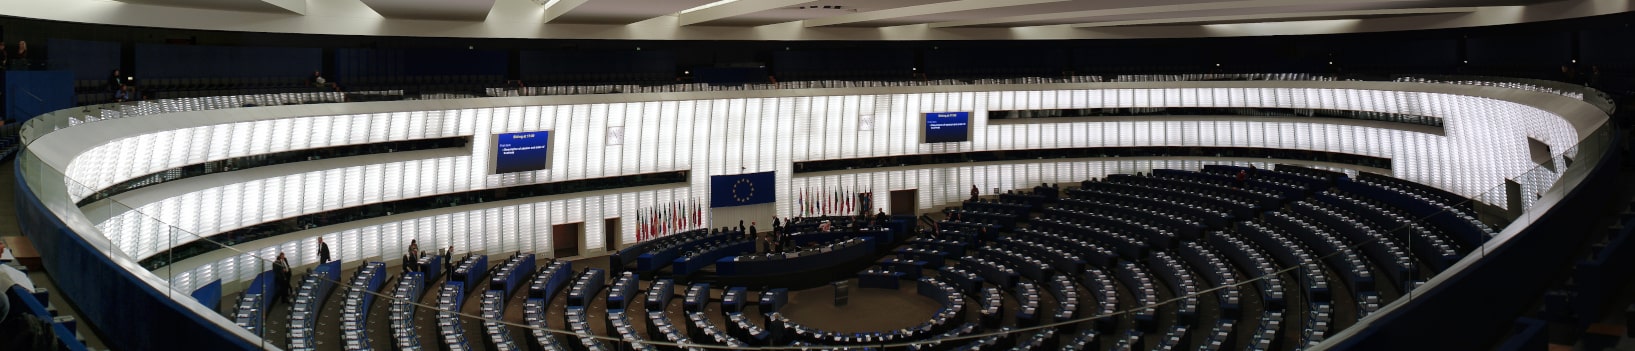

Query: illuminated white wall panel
left=56, top=85, right=1587, bottom=278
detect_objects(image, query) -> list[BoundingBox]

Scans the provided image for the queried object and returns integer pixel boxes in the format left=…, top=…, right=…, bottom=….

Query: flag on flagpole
left=846, top=186, right=854, bottom=214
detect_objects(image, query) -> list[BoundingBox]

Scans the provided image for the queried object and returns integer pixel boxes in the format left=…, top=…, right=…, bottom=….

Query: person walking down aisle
left=273, top=252, right=291, bottom=304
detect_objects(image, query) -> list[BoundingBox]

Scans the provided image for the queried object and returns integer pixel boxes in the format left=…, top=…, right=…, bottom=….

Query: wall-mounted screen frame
left=493, top=130, right=553, bottom=174
left=923, top=111, right=971, bottom=143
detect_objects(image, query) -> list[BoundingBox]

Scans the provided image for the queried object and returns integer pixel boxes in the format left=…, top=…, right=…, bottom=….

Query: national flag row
left=635, top=198, right=705, bottom=242
left=796, top=185, right=873, bottom=217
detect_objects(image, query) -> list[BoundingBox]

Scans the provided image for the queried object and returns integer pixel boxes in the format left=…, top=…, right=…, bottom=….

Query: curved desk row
left=715, top=237, right=875, bottom=276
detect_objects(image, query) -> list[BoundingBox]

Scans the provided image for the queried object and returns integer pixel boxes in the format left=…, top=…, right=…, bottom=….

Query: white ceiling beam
left=928, top=0, right=1416, bottom=28
left=801, top=0, right=1068, bottom=27
left=542, top=0, right=588, bottom=23
left=1068, top=7, right=1480, bottom=28
left=260, top=0, right=306, bottom=14
left=676, top=0, right=818, bottom=26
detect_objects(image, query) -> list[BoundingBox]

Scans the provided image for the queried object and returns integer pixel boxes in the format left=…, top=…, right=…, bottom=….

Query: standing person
left=111, top=69, right=134, bottom=102
left=1234, top=170, right=1247, bottom=188
left=108, top=69, right=126, bottom=92
left=11, top=41, right=27, bottom=69
left=408, top=240, right=420, bottom=260
left=273, top=252, right=291, bottom=303
left=970, top=185, right=980, bottom=201
left=749, top=222, right=758, bottom=236
left=317, top=237, right=331, bottom=264
left=443, top=246, right=454, bottom=276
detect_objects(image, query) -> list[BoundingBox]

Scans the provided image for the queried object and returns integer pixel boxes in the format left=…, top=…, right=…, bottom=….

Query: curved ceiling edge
left=0, top=0, right=1628, bottom=41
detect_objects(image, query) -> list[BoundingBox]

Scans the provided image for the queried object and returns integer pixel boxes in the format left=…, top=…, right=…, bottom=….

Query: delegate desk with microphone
left=683, top=283, right=709, bottom=313
left=714, top=237, right=875, bottom=276
left=480, top=290, right=521, bottom=351
left=389, top=272, right=427, bottom=350
left=435, top=283, right=471, bottom=351
left=449, top=254, right=490, bottom=298
left=672, top=240, right=754, bottom=277
left=619, top=229, right=719, bottom=273
left=567, top=268, right=607, bottom=307
left=522, top=260, right=572, bottom=351
left=416, top=254, right=444, bottom=282
left=340, top=262, right=387, bottom=350
left=489, top=252, right=536, bottom=300
left=606, top=272, right=639, bottom=311
left=232, top=270, right=280, bottom=336
left=523, top=299, right=568, bottom=351
left=528, top=261, right=573, bottom=301
left=286, top=260, right=341, bottom=351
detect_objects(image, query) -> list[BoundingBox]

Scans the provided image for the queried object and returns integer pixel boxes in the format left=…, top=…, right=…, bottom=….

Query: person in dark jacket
left=273, top=252, right=291, bottom=303
left=317, top=237, right=331, bottom=264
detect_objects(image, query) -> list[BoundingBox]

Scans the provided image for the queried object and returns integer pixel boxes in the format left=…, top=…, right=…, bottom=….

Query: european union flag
left=710, top=171, right=776, bottom=208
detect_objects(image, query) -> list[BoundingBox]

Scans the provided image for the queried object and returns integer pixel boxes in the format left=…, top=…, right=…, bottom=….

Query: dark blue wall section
left=692, top=67, right=765, bottom=85
left=1467, top=32, right=1572, bottom=68
left=3, top=70, right=74, bottom=122
left=1073, top=44, right=1205, bottom=72
left=13, top=165, right=259, bottom=351
left=46, top=39, right=121, bottom=81
left=925, top=47, right=1065, bottom=76
left=519, top=50, right=674, bottom=77
left=1580, top=27, right=1635, bottom=67
left=336, top=48, right=507, bottom=79
left=190, top=280, right=222, bottom=312
left=405, top=48, right=506, bottom=76
left=1339, top=39, right=1459, bottom=70
left=773, top=48, right=912, bottom=76
left=135, top=44, right=320, bottom=78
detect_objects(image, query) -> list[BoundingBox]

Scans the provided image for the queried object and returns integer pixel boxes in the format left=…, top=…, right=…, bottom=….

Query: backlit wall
left=43, top=84, right=1584, bottom=291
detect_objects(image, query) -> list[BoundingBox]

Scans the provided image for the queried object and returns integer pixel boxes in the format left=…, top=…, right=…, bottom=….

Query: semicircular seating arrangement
left=221, top=163, right=1493, bottom=351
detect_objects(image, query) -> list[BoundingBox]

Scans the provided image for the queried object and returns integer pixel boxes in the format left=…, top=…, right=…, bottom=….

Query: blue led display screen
left=924, top=112, right=971, bottom=143
left=494, top=131, right=551, bottom=174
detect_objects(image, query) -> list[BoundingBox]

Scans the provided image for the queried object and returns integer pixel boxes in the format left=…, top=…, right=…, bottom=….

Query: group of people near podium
left=746, top=210, right=891, bottom=254
left=270, top=237, right=331, bottom=304
left=401, top=239, right=455, bottom=276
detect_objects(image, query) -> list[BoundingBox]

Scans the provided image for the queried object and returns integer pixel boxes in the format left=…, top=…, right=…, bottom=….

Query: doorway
left=552, top=222, right=582, bottom=258
left=889, top=189, right=918, bottom=216
left=604, top=217, right=621, bottom=251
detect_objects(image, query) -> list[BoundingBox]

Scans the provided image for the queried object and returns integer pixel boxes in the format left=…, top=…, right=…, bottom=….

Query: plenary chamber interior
left=13, top=78, right=1614, bottom=351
